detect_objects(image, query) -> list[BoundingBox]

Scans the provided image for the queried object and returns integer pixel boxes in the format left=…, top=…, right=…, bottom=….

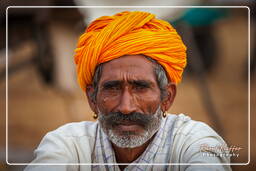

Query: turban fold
left=74, top=11, right=187, bottom=90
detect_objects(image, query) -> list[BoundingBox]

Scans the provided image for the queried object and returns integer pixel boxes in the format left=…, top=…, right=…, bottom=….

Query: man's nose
left=117, top=87, right=137, bottom=114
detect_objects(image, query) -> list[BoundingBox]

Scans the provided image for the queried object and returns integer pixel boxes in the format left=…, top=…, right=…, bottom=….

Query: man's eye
left=134, top=85, right=148, bottom=90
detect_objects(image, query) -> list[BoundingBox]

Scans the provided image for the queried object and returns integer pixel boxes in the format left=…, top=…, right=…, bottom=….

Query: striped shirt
left=25, top=114, right=232, bottom=171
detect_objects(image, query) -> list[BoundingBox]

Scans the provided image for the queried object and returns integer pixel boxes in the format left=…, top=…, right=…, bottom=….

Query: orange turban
left=74, top=11, right=187, bottom=90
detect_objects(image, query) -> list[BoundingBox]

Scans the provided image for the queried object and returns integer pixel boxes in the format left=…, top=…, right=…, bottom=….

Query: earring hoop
left=163, top=111, right=167, bottom=118
left=93, top=113, right=98, bottom=119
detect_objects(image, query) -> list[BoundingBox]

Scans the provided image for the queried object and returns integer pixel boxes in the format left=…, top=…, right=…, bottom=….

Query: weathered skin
left=86, top=55, right=176, bottom=170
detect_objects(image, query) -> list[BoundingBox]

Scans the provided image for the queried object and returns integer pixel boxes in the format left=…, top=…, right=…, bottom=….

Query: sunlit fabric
left=74, top=11, right=187, bottom=90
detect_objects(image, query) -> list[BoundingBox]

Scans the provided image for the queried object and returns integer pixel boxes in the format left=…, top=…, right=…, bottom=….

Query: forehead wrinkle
left=100, top=77, right=154, bottom=87
left=98, top=55, right=157, bottom=85
left=100, top=71, right=156, bottom=86
left=101, top=68, right=153, bottom=83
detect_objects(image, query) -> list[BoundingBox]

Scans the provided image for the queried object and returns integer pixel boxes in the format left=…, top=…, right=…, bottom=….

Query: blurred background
left=0, top=0, right=255, bottom=170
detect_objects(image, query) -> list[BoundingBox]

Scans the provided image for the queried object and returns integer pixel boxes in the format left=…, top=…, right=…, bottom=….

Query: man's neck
left=111, top=136, right=154, bottom=170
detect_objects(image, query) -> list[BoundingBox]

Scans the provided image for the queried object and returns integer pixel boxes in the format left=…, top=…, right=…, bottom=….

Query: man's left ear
left=85, top=85, right=98, bottom=114
left=161, top=83, right=177, bottom=112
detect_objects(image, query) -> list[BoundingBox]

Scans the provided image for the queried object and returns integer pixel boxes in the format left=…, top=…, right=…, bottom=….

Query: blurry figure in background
left=172, top=8, right=228, bottom=134
left=25, top=11, right=231, bottom=171
left=74, top=0, right=200, bottom=24
left=174, top=8, right=227, bottom=73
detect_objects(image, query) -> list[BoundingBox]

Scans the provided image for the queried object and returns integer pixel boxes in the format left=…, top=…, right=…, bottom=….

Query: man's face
left=95, top=55, right=163, bottom=148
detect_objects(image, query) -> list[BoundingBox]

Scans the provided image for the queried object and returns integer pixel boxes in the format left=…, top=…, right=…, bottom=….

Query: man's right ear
left=86, top=85, right=97, bottom=114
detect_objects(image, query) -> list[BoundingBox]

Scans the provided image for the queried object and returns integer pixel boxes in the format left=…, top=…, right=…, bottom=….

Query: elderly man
left=25, top=11, right=231, bottom=171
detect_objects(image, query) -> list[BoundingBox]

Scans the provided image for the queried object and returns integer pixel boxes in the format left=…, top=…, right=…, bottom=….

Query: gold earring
left=163, top=111, right=167, bottom=118
left=93, top=113, right=98, bottom=119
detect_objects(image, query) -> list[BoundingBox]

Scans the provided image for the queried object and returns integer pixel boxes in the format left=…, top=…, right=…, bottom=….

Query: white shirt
left=25, top=114, right=232, bottom=171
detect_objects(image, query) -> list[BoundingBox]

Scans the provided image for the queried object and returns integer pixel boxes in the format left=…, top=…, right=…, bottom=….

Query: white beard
left=98, top=106, right=163, bottom=148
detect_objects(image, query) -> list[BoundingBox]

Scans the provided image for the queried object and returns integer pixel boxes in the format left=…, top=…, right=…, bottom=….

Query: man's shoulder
left=166, top=113, right=225, bottom=147
left=26, top=121, right=99, bottom=166
left=171, top=113, right=220, bottom=138
left=49, top=120, right=99, bottom=138
left=168, top=114, right=230, bottom=166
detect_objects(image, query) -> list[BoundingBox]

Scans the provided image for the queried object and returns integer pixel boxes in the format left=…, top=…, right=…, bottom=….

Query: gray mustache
left=100, top=112, right=154, bottom=128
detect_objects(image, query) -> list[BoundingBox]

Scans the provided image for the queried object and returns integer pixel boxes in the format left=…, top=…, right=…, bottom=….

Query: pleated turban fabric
left=74, top=11, right=187, bottom=90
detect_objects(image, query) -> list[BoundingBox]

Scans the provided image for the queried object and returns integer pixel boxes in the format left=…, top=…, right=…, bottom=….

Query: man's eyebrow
left=128, top=80, right=152, bottom=87
left=102, top=80, right=122, bottom=88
